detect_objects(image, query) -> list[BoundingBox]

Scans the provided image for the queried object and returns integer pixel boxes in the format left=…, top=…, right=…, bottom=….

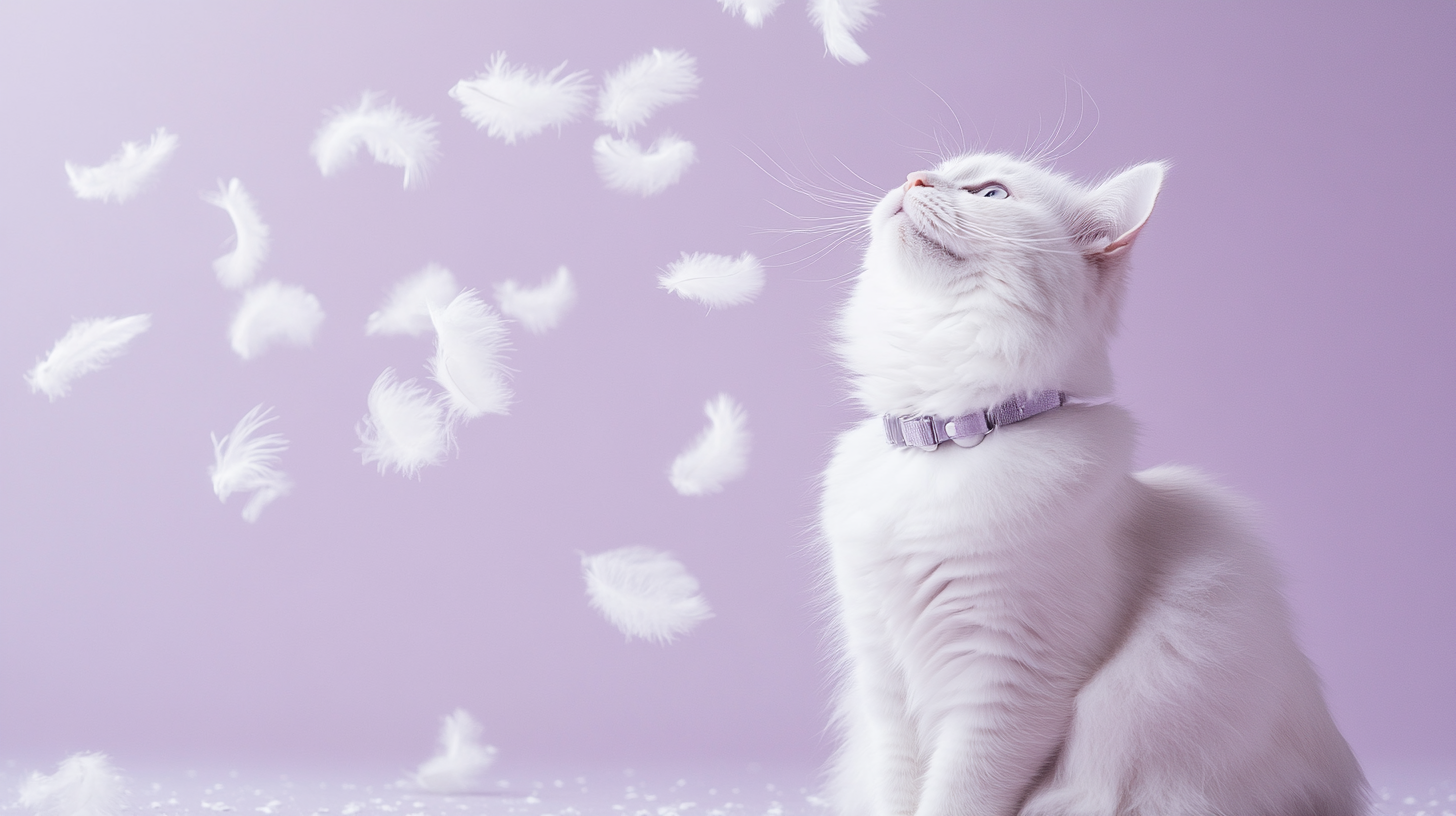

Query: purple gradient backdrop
left=1, top=1, right=1451, bottom=773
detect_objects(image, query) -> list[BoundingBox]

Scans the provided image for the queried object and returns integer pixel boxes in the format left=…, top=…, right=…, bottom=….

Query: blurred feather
left=719, top=0, right=782, bottom=27
left=18, top=752, right=126, bottom=816
left=659, top=252, right=764, bottom=308
left=810, top=0, right=877, bottom=64
left=203, top=178, right=271, bottom=290
left=495, top=265, right=576, bottom=335
left=311, top=92, right=439, bottom=189
left=670, top=394, right=749, bottom=496
left=449, top=53, right=591, bottom=144
left=411, top=709, right=498, bottom=794
left=25, top=314, right=151, bottom=401
left=366, top=264, right=458, bottom=337
left=582, top=546, right=712, bottom=644
left=64, top=128, right=177, bottom=203
left=356, top=368, right=449, bottom=478
left=592, top=133, right=695, bottom=196
left=428, top=290, right=512, bottom=420
left=596, top=49, right=699, bottom=134
left=210, top=405, right=290, bottom=523
left=230, top=280, right=325, bottom=360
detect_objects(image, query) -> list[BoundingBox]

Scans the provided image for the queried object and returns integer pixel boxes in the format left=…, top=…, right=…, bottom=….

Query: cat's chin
left=892, top=214, right=968, bottom=266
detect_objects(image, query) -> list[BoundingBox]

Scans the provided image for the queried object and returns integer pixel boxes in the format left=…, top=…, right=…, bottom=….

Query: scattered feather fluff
left=582, top=546, right=712, bottom=643
left=366, top=264, right=458, bottom=337
left=810, top=0, right=878, bottom=65
left=659, top=252, right=764, bottom=308
left=64, top=128, right=178, bottom=203
left=494, top=266, right=576, bottom=334
left=356, top=369, right=449, bottom=478
left=670, top=394, right=749, bottom=496
left=203, top=178, right=271, bottom=290
left=596, top=49, right=700, bottom=134
left=26, top=314, right=151, bottom=400
left=230, top=280, right=325, bottom=360
left=428, top=290, right=512, bottom=420
left=449, top=53, right=591, bottom=144
left=593, top=133, right=695, bottom=196
left=18, top=752, right=126, bottom=816
left=311, top=92, right=440, bottom=189
left=210, top=405, right=291, bottom=523
left=720, top=0, right=783, bottom=27
left=412, top=709, right=498, bottom=794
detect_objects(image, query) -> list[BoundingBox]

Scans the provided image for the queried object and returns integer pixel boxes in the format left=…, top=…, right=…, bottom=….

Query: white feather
left=670, top=394, right=750, bottom=496
left=494, top=266, right=576, bottom=335
left=428, top=290, right=512, bottom=420
left=366, top=264, right=458, bottom=337
left=356, top=368, right=450, bottom=478
left=719, top=0, right=783, bottom=27
left=26, top=314, right=151, bottom=401
left=411, top=709, right=498, bottom=794
left=582, top=546, right=712, bottom=644
left=659, top=252, right=765, bottom=308
left=596, top=49, right=700, bottom=134
left=203, top=178, right=271, bottom=290
left=229, top=280, right=325, bottom=360
left=449, top=52, right=591, bottom=145
left=810, top=0, right=878, bottom=65
left=17, top=752, right=126, bottom=816
left=311, top=92, right=440, bottom=189
left=210, top=405, right=291, bottom=523
left=64, top=128, right=178, bottom=203
left=592, top=133, right=696, bottom=196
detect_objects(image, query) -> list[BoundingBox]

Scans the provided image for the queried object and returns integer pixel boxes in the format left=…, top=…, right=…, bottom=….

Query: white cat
left=818, top=153, right=1367, bottom=816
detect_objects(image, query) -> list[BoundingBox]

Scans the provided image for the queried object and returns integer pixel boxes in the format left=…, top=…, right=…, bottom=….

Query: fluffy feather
left=356, top=368, right=449, bottom=478
left=659, top=252, right=764, bottom=308
left=18, top=752, right=126, bottom=816
left=669, top=394, right=750, bottom=496
left=230, top=280, right=325, bottom=360
left=366, top=264, right=458, bottom=337
left=581, top=546, right=712, bottom=643
left=64, top=128, right=178, bottom=203
left=494, top=265, right=576, bottom=335
left=810, top=0, right=878, bottom=65
left=311, top=92, right=440, bottom=189
left=428, top=290, right=512, bottom=420
left=210, top=405, right=290, bottom=523
left=203, top=178, right=271, bottom=290
left=719, top=0, right=783, bottom=27
left=592, top=134, right=695, bottom=196
left=411, top=709, right=498, bottom=794
left=26, top=314, right=151, bottom=401
left=449, top=53, right=591, bottom=145
left=596, top=49, right=699, bottom=134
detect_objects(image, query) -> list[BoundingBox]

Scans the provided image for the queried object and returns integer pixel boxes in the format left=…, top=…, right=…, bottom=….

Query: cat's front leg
left=831, top=606, right=922, bottom=815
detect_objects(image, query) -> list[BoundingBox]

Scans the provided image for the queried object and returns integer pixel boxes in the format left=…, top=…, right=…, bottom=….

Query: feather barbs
left=356, top=369, right=450, bottom=478
left=411, top=709, right=498, bottom=794
left=811, top=0, right=878, bottom=65
left=204, top=178, right=271, bottom=290
left=311, top=92, right=440, bottom=189
left=659, top=252, right=765, bottom=308
left=495, top=265, right=576, bottom=335
left=26, top=314, right=152, bottom=400
left=450, top=53, right=592, bottom=144
left=18, top=752, right=127, bottom=816
left=596, top=49, right=700, bottom=135
left=210, top=405, right=291, bottom=523
left=593, top=133, right=696, bottom=196
left=670, top=394, right=750, bottom=496
left=428, top=290, right=513, bottom=420
left=64, top=128, right=178, bottom=203
left=582, top=546, right=713, bottom=644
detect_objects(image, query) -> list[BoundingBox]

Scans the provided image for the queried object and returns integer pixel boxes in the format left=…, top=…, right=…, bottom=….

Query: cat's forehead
left=931, top=153, right=1063, bottom=188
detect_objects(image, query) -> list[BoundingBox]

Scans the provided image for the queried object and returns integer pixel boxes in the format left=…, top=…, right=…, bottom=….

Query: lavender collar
left=883, top=390, right=1065, bottom=451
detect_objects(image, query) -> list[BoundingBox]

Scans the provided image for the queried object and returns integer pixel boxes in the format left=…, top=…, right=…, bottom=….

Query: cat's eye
left=968, top=184, right=1009, bottom=199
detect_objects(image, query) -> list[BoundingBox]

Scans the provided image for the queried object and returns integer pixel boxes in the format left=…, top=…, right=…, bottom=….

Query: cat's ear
left=1080, top=162, right=1168, bottom=257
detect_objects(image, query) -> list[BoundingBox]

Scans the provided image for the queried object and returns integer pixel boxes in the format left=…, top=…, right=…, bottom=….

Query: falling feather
left=366, top=264, right=458, bottom=337
left=411, top=709, right=498, bottom=794
left=495, top=266, right=576, bottom=335
left=203, top=178, right=271, bottom=290
left=659, top=252, right=764, bottom=308
left=596, top=49, right=700, bottom=134
left=25, top=314, right=151, bottom=401
left=449, top=53, right=591, bottom=144
left=64, top=128, right=178, bottom=203
left=582, top=546, right=712, bottom=644
left=230, top=280, right=325, bottom=360
left=670, top=394, right=749, bottom=496
left=210, top=405, right=291, bottom=523
left=311, top=92, right=440, bottom=189
left=18, top=752, right=126, bottom=816
left=719, top=0, right=783, bottom=27
left=356, top=369, right=449, bottom=478
left=428, top=290, right=512, bottom=420
left=810, top=0, right=878, bottom=65
left=593, top=134, right=695, bottom=196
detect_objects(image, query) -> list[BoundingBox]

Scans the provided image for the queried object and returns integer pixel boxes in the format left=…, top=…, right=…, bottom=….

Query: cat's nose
left=904, top=172, right=934, bottom=191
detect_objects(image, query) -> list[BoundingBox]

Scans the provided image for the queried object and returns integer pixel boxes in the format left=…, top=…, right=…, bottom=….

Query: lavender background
left=0, top=1, right=1451, bottom=777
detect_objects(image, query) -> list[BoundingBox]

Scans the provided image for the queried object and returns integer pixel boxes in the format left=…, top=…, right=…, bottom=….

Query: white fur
left=411, top=709, right=497, bottom=793
left=719, top=0, right=783, bottom=27
left=659, top=251, right=764, bottom=308
left=366, top=264, right=458, bottom=337
left=495, top=265, right=576, bottom=334
left=809, top=0, right=877, bottom=65
left=669, top=394, right=749, bottom=496
left=26, top=314, right=150, bottom=400
left=65, top=128, right=177, bottom=203
left=18, top=753, right=126, bottom=816
left=204, top=178, right=270, bottom=290
left=592, top=133, right=695, bottom=196
left=210, top=404, right=290, bottom=523
left=820, top=153, right=1366, bottom=816
left=450, top=52, right=591, bottom=144
left=582, top=546, right=712, bottom=643
left=356, top=368, right=449, bottom=478
left=428, top=290, right=512, bottom=420
left=311, top=92, right=439, bottom=189
left=596, top=49, right=699, bottom=134
left=230, top=280, right=325, bottom=360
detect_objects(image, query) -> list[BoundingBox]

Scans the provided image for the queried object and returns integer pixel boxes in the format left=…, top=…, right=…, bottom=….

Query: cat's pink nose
left=904, top=172, right=933, bottom=191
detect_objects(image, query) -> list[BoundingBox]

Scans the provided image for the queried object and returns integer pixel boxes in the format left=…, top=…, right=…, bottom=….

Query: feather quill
left=411, top=709, right=498, bottom=794
left=64, top=128, right=178, bottom=203
left=670, top=394, right=750, bottom=496
left=203, top=178, right=271, bottom=290
left=356, top=368, right=450, bottom=478
left=366, top=264, right=458, bottom=337
left=428, top=290, right=512, bottom=420
left=210, top=405, right=291, bottom=523
left=582, top=546, right=712, bottom=644
left=230, top=280, right=325, bottom=360
left=593, top=134, right=696, bottom=196
left=719, top=0, right=783, bottom=27
left=494, top=266, right=576, bottom=335
left=596, top=49, right=700, bottom=134
left=449, top=53, right=591, bottom=144
left=659, top=252, right=764, bottom=308
left=26, top=314, right=151, bottom=400
left=311, top=92, right=440, bottom=189
left=18, top=752, right=126, bottom=816
left=810, top=0, right=878, bottom=65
